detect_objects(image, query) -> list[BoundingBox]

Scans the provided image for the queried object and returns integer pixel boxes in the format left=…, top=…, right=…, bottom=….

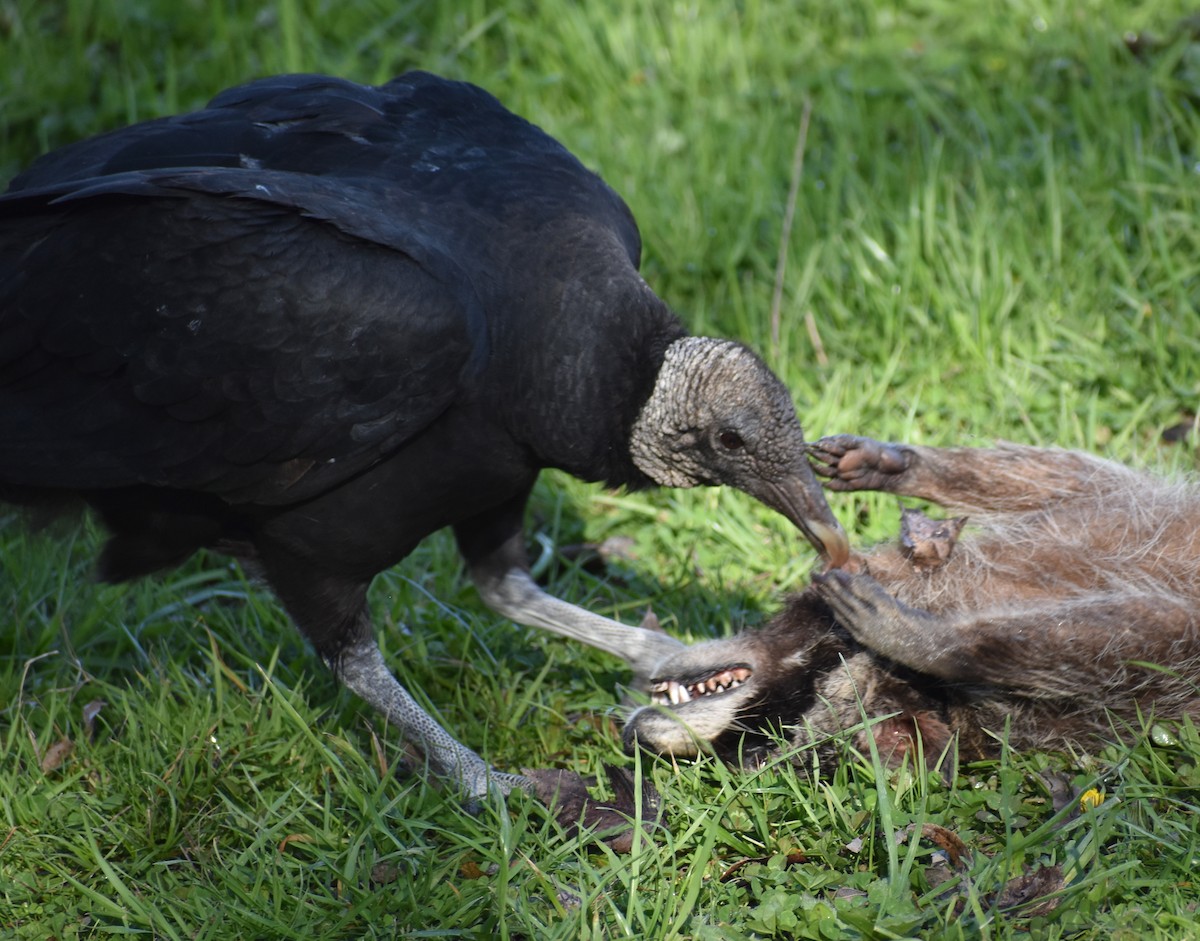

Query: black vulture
left=0, top=71, right=849, bottom=798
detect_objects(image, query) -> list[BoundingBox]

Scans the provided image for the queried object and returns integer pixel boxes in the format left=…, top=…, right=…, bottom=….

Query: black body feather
left=0, top=72, right=683, bottom=660
left=0, top=73, right=848, bottom=798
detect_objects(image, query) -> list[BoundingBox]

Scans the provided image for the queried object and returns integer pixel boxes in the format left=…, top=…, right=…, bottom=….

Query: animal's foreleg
left=813, top=569, right=1196, bottom=700
left=334, top=627, right=529, bottom=799
left=812, top=569, right=955, bottom=674
left=810, top=434, right=1127, bottom=512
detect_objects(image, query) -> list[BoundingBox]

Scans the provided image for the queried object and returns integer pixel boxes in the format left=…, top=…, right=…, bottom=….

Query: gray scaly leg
left=334, top=634, right=528, bottom=799
left=471, top=567, right=685, bottom=685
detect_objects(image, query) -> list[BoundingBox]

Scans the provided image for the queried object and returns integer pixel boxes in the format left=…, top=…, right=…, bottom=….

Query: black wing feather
left=2, top=72, right=644, bottom=505
left=0, top=191, right=476, bottom=502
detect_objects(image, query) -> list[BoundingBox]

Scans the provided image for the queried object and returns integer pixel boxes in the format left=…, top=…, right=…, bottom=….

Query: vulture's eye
left=718, top=430, right=745, bottom=451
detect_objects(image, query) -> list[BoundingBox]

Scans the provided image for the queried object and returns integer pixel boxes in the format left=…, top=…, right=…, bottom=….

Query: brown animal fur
left=624, top=435, right=1200, bottom=770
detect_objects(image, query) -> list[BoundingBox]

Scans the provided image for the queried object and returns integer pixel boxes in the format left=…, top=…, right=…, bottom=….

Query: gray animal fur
left=624, top=435, right=1200, bottom=771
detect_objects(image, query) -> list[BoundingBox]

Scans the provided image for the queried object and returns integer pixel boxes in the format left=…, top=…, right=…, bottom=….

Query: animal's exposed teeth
left=649, top=667, right=753, bottom=705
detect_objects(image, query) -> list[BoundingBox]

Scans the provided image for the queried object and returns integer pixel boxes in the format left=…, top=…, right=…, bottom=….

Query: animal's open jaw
left=648, top=665, right=753, bottom=706
left=626, top=653, right=765, bottom=758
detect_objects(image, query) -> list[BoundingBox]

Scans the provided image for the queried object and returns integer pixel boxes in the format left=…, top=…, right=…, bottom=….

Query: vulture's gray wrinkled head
left=629, top=337, right=849, bottom=567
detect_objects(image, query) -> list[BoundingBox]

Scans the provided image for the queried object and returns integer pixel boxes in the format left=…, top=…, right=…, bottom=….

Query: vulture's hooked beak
left=758, top=458, right=851, bottom=570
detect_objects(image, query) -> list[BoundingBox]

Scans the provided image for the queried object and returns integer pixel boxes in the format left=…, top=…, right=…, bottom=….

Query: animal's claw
left=813, top=569, right=888, bottom=625
left=809, top=435, right=911, bottom=492
left=813, top=568, right=939, bottom=657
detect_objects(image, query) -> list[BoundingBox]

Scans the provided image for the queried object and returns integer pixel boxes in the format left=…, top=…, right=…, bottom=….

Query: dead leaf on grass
left=460, top=859, right=486, bottom=880
left=277, top=833, right=315, bottom=854
left=719, top=851, right=808, bottom=885
left=891, top=822, right=971, bottom=869
left=994, top=865, right=1065, bottom=917
left=950, top=864, right=1065, bottom=919
left=39, top=738, right=74, bottom=773
left=1041, top=771, right=1075, bottom=816
left=918, top=822, right=970, bottom=869
left=370, top=862, right=399, bottom=885
left=81, top=699, right=106, bottom=740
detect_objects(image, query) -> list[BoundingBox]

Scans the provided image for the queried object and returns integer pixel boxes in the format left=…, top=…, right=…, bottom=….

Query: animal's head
left=622, top=594, right=854, bottom=765
left=629, top=337, right=849, bottom=569
left=623, top=590, right=957, bottom=769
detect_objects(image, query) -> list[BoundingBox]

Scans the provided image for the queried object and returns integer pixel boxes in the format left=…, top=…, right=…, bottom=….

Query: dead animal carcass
left=625, top=435, right=1200, bottom=770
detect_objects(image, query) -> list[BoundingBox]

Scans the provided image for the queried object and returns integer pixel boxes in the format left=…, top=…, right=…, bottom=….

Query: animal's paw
left=524, top=765, right=664, bottom=853
left=808, top=435, right=910, bottom=492
left=812, top=569, right=937, bottom=660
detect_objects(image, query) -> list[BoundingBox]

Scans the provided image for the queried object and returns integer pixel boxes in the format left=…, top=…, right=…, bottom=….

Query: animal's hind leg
left=809, top=434, right=1129, bottom=512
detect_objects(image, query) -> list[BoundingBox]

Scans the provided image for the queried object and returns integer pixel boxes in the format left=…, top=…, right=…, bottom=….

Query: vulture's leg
left=260, top=549, right=526, bottom=799
left=335, top=619, right=528, bottom=798
left=455, top=498, right=686, bottom=688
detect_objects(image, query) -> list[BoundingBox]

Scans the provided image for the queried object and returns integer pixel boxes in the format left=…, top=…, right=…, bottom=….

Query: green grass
left=4, top=0, right=1200, bottom=937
